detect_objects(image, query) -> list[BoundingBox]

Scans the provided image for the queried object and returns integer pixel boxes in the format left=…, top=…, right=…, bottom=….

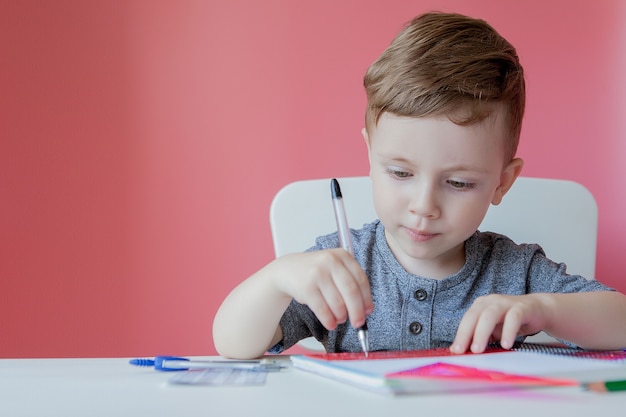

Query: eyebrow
left=381, top=156, right=491, bottom=174
left=440, top=164, right=492, bottom=174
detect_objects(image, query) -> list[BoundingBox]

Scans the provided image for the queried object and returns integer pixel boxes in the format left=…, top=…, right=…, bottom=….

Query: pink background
left=1, top=0, right=625, bottom=358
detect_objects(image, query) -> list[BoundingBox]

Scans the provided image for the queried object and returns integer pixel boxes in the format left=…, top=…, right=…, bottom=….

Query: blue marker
left=129, top=356, right=284, bottom=372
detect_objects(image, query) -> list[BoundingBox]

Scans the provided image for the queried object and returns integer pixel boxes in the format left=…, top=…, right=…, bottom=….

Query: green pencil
left=584, top=379, right=626, bottom=393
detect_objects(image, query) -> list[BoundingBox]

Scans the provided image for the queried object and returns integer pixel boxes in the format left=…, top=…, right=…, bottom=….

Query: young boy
left=213, top=12, right=626, bottom=359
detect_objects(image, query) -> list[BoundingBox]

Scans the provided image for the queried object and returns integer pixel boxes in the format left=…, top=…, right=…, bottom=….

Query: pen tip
left=330, top=178, right=342, bottom=199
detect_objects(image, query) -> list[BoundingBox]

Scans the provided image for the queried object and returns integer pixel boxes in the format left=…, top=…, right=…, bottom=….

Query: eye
left=447, top=180, right=475, bottom=190
left=385, top=168, right=412, bottom=179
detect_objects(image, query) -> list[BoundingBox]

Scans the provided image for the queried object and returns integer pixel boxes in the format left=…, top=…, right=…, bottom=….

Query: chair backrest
left=270, top=176, right=597, bottom=279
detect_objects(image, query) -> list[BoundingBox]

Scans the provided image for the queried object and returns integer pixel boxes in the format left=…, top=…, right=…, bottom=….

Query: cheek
left=372, top=183, right=398, bottom=218
left=450, top=194, right=492, bottom=228
left=373, top=184, right=411, bottom=223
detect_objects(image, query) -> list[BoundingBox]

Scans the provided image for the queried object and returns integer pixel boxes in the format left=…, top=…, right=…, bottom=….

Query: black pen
left=330, top=178, right=370, bottom=357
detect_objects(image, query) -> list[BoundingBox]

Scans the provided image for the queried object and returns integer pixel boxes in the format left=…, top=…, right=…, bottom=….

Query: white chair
left=269, top=176, right=598, bottom=349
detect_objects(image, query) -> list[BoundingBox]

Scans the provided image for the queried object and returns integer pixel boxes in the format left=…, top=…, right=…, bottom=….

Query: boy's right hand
left=269, top=248, right=374, bottom=330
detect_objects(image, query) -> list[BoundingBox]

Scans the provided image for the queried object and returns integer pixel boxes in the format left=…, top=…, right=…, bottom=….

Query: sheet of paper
left=168, top=368, right=269, bottom=386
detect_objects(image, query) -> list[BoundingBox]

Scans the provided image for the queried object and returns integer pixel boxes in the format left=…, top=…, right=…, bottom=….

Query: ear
left=362, top=127, right=373, bottom=170
left=491, top=158, right=524, bottom=205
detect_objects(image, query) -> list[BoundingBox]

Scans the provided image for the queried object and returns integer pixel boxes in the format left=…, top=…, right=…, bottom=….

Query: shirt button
left=409, top=321, right=423, bottom=335
left=413, top=289, right=427, bottom=301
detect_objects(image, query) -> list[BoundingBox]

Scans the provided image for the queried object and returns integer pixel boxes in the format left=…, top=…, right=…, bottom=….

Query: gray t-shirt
left=270, top=220, right=611, bottom=353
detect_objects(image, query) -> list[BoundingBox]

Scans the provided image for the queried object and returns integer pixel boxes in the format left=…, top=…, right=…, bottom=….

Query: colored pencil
left=584, top=379, right=626, bottom=393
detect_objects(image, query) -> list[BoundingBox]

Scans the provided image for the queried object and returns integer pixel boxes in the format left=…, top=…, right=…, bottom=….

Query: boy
left=213, top=12, right=626, bottom=359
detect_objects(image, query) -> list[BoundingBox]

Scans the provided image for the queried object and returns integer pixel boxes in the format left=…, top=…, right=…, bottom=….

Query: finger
left=303, top=286, right=340, bottom=330
left=343, top=257, right=374, bottom=314
left=469, top=305, right=510, bottom=353
left=330, top=262, right=370, bottom=328
left=325, top=249, right=373, bottom=327
left=499, top=307, right=524, bottom=349
left=317, top=272, right=350, bottom=324
left=357, top=271, right=374, bottom=316
left=291, top=250, right=350, bottom=327
left=450, top=308, right=481, bottom=354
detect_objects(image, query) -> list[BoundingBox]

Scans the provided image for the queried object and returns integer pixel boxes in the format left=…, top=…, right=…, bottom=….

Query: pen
left=583, top=379, right=626, bottom=393
left=129, top=356, right=284, bottom=372
left=330, top=178, right=370, bottom=357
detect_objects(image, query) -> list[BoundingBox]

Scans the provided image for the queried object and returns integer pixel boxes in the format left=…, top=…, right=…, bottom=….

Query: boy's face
left=363, top=110, right=522, bottom=278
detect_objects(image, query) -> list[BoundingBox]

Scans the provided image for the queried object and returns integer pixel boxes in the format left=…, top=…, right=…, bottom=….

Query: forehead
left=368, top=111, right=508, bottom=168
left=370, top=105, right=507, bottom=142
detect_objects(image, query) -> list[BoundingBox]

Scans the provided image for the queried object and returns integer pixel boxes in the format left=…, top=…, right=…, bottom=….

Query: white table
left=1, top=356, right=626, bottom=417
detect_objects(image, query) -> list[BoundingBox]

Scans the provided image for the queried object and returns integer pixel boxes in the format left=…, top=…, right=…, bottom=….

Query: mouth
left=404, top=227, right=438, bottom=242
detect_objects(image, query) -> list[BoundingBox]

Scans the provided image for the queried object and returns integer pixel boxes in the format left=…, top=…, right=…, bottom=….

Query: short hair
left=364, top=12, right=525, bottom=161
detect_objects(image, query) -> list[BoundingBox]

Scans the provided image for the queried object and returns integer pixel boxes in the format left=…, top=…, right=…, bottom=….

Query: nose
left=408, top=182, right=441, bottom=219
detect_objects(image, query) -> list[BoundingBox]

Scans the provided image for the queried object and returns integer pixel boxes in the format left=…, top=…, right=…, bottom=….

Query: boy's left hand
left=450, top=294, right=548, bottom=354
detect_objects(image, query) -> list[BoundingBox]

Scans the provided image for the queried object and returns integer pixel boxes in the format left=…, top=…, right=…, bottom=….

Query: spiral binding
left=511, top=342, right=626, bottom=361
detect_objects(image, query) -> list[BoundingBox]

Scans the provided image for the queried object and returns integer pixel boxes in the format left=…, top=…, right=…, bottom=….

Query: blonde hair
left=364, top=12, right=525, bottom=161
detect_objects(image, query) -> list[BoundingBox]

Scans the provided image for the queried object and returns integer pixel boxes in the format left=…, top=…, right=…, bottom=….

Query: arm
left=212, top=248, right=373, bottom=359
left=451, top=291, right=626, bottom=354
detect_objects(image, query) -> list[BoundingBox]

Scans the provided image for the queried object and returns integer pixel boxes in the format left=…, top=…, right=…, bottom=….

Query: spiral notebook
left=290, top=343, right=626, bottom=395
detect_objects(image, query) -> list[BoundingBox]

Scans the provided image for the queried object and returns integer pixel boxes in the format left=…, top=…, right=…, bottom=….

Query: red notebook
left=291, top=344, right=624, bottom=395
